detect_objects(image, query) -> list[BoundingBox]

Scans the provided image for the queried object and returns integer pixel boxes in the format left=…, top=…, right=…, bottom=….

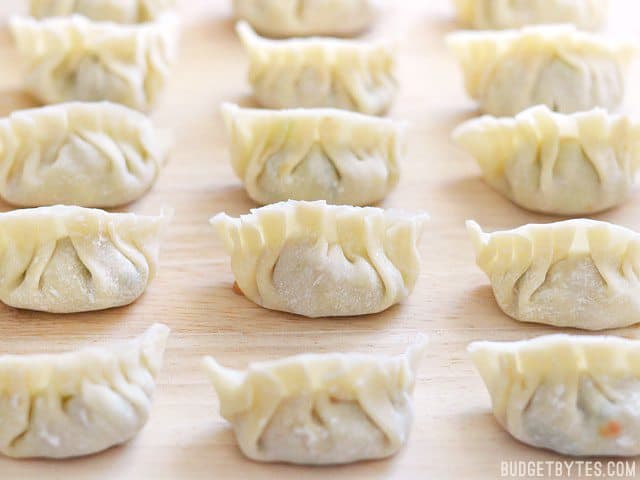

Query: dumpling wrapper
left=452, top=0, right=609, bottom=31
left=447, top=25, right=636, bottom=116
left=236, top=21, right=397, bottom=116
left=467, top=219, right=640, bottom=330
left=0, top=102, right=168, bottom=208
left=453, top=106, right=640, bottom=215
left=29, top=0, right=176, bottom=23
left=10, top=13, right=180, bottom=112
left=0, top=323, right=169, bottom=459
left=470, top=334, right=640, bottom=456
left=0, top=205, right=171, bottom=313
left=203, top=335, right=426, bottom=465
left=221, top=103, right=404, bottom=206
left=232, top=0, right=380, bottom=37
left=211, top=200, right=428, bottom=318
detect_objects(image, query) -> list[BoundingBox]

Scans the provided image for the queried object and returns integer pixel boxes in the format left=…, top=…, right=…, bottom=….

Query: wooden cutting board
left=0, top=1, right=639, bottom=478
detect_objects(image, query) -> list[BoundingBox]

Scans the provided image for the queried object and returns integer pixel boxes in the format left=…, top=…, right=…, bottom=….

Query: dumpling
left=447, top=25, right=636, bottom=116
left=10, top=14, right=180, bottom=112
left=29, top=0, right=176, bottom=23
left=453, top=105, right=640, bottom=215
left=203, top=336, right=426, bottom=465
left=236, top=21, right=397, bottom=116
left=452, top=0, right=609, bottom=31
left=469, top=334, right=640, bottom=456
left=0, top=102, right=168, bottom=208
left=232, top=0, right=380, bottom=38
left=0, top=323, right=169, bottom=459
left=467, top=219, right=640, bottom=330
left=0, top=206, right=170, bottom=313
left=221, top=103, right=404, bottom=206
left=211, top=200, right=428, bottom=318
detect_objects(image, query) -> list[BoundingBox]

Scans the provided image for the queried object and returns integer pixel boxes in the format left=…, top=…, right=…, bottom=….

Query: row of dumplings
left=9, top=323, right=640, bottom=462
left=450, top=0, right=640, bottom=460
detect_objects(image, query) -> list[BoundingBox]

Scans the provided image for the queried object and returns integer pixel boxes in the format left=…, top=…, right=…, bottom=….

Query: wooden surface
left=1, top=1, right=640, bottom=478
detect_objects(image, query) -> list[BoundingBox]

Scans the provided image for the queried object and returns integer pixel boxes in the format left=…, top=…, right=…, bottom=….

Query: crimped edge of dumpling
left=235, top=20, right=395, bottom=56
left=446, top=25, right=637, bottom=99
left=469, top=334, right=640, bottom=382
left=0, top=323, right=170, bottom=394
left=202, top=334, right=428, bottom=419
left=211, top=200, right=429, bottom=255
left=452, top=105, right=640, bottom=192
left=220, top=102, right=407, bottom=184
left=0, top=205, right=173, bottom=235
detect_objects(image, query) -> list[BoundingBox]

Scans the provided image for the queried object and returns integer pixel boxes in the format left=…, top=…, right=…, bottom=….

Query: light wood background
left=0, top=1, right=639, bottom=478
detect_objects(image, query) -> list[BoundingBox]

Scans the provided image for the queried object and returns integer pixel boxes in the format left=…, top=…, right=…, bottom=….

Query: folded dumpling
left=29, top=0, right=176, bottom=23
left=0, top=102, right=168, bottom=208
left=0, top=206, right=170, bottom=313
left=0, top=323, right=169, bottom=459
left=453, top=106, right=640, bottom=215
left=203, top=336, right=426, bottom=465
left=211, top=200, right=428, bottom=318
left=221, top=103, right=404, bottom=206
left=453, top=0, right=609, bottom=31
left=469, top=334, right=640, bottom=456
left=447, top=25, right=636, bottom=116
left=467, top=219, right=640, bottom=330
left=236, top=22, right=397, bottom=116
left=10, top=14, right=179, bottom=112
left=232, top=0, right=380, bottom=37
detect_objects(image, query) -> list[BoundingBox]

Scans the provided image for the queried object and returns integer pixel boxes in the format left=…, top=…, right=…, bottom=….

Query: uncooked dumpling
left=0, top=102, right=168, bottom=208
left=221, top=103, right=404, bottom=206
left=211, top=200, right=428, bottom=318
left=447, top=25, right=636, bottom=116
left=29, top=0, right=176, bottom=23
left=453, top=105, right=640, bottom=215
left=10, top=14, right=179, bottom=112
left=467, top=219, right=640, bottom=330
left=453, top=0, right=609, bottom=30
left=0, top=323, right=169, bottom=459
left=470, top=334, right=640, bottom=456
left=203, top=336, right=426, bottom=464
left=236, top=21, right=397, bottom=116
left=0, top=206, right=170, bottom=313
left=232, top=0, right=380, bottom=37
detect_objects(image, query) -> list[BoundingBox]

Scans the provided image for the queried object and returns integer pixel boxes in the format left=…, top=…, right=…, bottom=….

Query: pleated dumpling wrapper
left=236, top=21, right=397, bottom=116
left=452, top=0, right=609, bottom=31
left=453, top=106, right=640, bottom=215
left=211, top=200, right=428, bottom=318
left=203, top=335, right=426, bottom=465
left=232, top=0, right=380, bottom=37
left=10, top=13, right=180, bottom=112
left=467, top=219, right=640, bottom=330
left=221, top=103, right=404, bottom=206
left=0, top=206, right=171, bottom=313
left=447, top=25, right=636, bottom=116
left=469, top=334, right=640, bottom=456
left=0, top=323, right=169, bottom=459
left=29, top=0, right=176, bottom=23
left=0, top=102, right=168, bottom=208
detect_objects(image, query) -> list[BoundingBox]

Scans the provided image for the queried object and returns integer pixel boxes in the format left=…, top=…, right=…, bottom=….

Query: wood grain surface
left=0, top=1, right=640, bottom=478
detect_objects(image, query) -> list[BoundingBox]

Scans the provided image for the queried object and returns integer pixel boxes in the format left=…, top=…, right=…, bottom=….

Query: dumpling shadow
left=0, top=89, right=41, bottom=116
left=224, top=93, right=261, bottom=109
